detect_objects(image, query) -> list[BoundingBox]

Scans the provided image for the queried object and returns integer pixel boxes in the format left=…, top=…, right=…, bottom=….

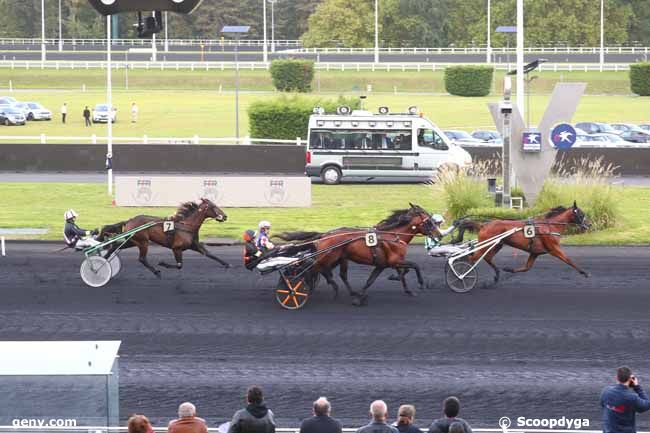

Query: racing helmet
left=258, top=220, right=271, bottom=230
left=64, top=209, right=79, bottom=221
left=432, top=214, right=445, bottom=225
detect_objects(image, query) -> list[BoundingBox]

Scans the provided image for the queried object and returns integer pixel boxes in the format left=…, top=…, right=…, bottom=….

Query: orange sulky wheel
left=275, top=274, right=310, bottom=310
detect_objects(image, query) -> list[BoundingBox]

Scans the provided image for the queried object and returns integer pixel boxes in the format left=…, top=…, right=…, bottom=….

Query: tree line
left=1, top=0, right=649, bottom=47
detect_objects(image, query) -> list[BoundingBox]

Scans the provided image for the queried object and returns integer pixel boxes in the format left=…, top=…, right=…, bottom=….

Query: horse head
left=571, top=200, right=591, bottom=231
left=200, top=198, right=228, bottom=223
left=408, top=203, right=442, bottom=239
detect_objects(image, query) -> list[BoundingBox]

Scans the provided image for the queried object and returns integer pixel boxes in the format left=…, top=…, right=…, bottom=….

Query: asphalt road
left=1, top=46, right=648, bottom=64
left=1, top=243, right=650, bottom=430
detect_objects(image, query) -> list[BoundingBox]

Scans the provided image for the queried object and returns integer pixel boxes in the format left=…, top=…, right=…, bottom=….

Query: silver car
left=0, top=107, right=26, bottom=125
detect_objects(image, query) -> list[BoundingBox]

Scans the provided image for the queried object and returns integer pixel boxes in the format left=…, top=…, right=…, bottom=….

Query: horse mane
left=376, top=209, right=412, bottom=230
left=175, top=201, right=200, bottom=220
left=544, top=206, right=568, bottom=218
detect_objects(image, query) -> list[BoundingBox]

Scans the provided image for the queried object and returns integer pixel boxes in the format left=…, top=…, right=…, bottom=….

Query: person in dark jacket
left=601, top=366, right=650, bottom=433
left=427, top=397, right=472, bottom=433
left=357, top=401, right=398, bottom=433
left=243, top=230, right=262, bottom=270
left=394, top=405, right=423, bottom=433
left=63, top=209, right=99, bottom=249
left=227, top=386, right=275, bottom=433
left=83, top=106, right=91, bottom=126
left=300, top=397, right=342, bottom=433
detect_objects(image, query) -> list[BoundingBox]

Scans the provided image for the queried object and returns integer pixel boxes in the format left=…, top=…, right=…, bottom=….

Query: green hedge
left=269, top=59, right=315, bottom=92
left=630, top=62, right=650, bottom=96
left=248, top=95, right=360, bottom=140
left=444, top=65, right=494, bottom=97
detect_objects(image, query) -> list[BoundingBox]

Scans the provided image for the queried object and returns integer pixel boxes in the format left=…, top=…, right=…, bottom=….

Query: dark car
left=0, top=107, right=26, bottom=125
left=471, top=130, right=502, bottom=144
left=575, top=122, right=618, bottom=135
left=620, top=130, right=650, bottom=143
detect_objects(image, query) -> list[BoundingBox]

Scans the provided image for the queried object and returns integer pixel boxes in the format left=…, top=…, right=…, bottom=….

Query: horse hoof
left=351, top=297, right=362, bottom=307
left=154, top=271, right=162, bottom=279
left=361, top=295, right=369, bottom=306
left=583, top=272, right=590, bottom=278
left=503, top=267, right=514, bottom=273
left=405, top=290, right=418, bottom=297
left=387, top=274, right=400, bottom=281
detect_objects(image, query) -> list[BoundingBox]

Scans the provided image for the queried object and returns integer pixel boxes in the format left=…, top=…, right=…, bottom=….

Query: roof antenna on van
left=359, top=95, right=367, bottom=111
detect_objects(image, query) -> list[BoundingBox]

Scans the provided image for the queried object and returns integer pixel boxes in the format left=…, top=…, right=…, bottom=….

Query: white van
left=305, top=106, right=472, bottom=184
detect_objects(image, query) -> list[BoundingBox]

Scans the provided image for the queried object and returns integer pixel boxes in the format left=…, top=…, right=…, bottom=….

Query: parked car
left=611, top=123, right=645, bottom=134
left=23, top=102, right=52, bottom=121
left=92, top=104, right=117, bottom=123
left=620, top=130, right=650, bottom=143
left=638, top=124, right=650, bottom=132
left=444, top=130, right=483, bottom=145
left=11, top=102, right=31, bottom=118
left=0, top=96, right=18, bottom=105
left=0, top=107, right=27, bottom=125
left=591, top=133, right=625, bottom=143
left=575, top=122, right=619, bottom=135
left=471, top=130, right=502, bottom=144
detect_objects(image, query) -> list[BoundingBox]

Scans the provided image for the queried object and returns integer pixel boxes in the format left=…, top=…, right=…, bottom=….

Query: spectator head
left=369, top=400, right=388, bottom=422
left=397, top=405, right=415, bottom=426
left=178, top=402, right=196, bottom=418
left=128, top=415, right=152, bottom=433
left=443, top=397, right=460, bottom=418
left=617, top=366, right=633, bottom=384
left=397, top=404, right=415, bottom=425
left=449, top=422, right=465, bottom=433
left=313, top=397, right=331, bottom=416
left=247, top=386, right=264, bottom=405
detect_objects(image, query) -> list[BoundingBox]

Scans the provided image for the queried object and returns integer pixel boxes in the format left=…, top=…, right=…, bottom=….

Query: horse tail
left=275, top=231, right=323, bottom=242
left=450, top=218, right=484, bottom=244
left=99, top=221, right=126, bottom=241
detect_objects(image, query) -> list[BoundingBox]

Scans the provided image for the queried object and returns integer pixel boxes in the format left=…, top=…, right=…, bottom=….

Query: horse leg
left=159, top=248, right=183, bottom=269
left=338, top=259, right=359, bottom=297
left=134, top=240, right=161, bottom=278
left=475, top=244, right=503, bottom=283
left=503, top=253, right=538, bottom=273
left=395, top=267, right=417, bottom=297
left=547, top=245, right=590, bottom=278
left=192, top=242, right=230, bottom=268
left=352, top=267, right=385, bottom=307
left=320, top=266, right=341, bottom=299
left=388, top=268, right=408, bottom=281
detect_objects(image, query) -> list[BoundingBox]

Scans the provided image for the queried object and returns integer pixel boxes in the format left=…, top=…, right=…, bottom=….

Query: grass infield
left=1, top=182, right=649, bottom=245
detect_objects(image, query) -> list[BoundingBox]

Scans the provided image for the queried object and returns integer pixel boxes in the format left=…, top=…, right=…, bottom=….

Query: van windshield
left=310, top=129, right=412, bottom=150
left=417, top=128, right=448, bottom=150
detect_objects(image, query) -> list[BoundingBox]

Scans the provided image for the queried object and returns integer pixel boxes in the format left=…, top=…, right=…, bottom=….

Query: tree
left=301, top=0, right=375, bottom=47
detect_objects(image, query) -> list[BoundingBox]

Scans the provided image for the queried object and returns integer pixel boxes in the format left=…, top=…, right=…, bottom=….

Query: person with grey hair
left=394, top=405, right=423, bottom=433
left=300, top=397, right=342, bottom=433
left=168, top=402, right=208, bottom=433
left=357, top=400, right=398, bottom=433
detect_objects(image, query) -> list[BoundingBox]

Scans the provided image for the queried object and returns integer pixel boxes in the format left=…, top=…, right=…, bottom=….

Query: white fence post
left=193, top=135, right=199, bottom=144
left=40, top=134, right=46, bottom=144
left=143, top=134, right=148, bottom=144
left=296, top=137, right=301, bottom=146
left=91, top=134, right=97, bottom=144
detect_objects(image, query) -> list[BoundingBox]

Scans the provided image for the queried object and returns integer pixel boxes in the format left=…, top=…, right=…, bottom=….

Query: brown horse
left=455, top=201, right=591, bottom=283
left=279, top=204, right=441, bottom=306
left=100, top=198, right=229, bottom=277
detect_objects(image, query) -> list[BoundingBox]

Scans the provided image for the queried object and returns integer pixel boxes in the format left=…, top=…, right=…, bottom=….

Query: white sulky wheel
left=445, top=259, right=478, bottom=293
left=108, top=254, right=122, bottom=278
left=80, top=256, right=113, bottom=287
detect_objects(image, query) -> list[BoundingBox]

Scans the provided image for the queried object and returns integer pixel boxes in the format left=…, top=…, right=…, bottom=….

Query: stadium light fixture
left=222, top=25, right=250, bottom=141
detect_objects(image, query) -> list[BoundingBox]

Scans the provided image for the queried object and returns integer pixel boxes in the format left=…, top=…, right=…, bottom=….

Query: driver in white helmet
left=425, top=214, right=463, bottom=256
left=256, top=220, right=275, bottom=253
left=63, top=209, right=100, bottom=249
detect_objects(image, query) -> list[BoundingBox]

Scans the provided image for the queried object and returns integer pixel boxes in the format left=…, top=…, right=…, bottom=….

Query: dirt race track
left=1, top=243, right=650, bottom=429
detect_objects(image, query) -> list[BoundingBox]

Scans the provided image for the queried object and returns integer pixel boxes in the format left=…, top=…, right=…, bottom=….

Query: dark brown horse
left=279, top=204, right=441, bottom=306
left=455, top=201, right=590, bottom=283
left=100, top=198, right=229, bottom=277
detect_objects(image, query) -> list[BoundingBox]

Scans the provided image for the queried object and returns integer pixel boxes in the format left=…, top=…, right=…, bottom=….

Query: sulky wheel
left=445, top=259, right=478, bottom=293
left=80, top=256, right=112, bottom=287
left=108, top=254, right=122, bottom=278
left=275, top=274, right=311, bottom=310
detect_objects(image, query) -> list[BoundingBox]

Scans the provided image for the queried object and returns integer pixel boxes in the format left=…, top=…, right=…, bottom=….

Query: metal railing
left=0, top=38, right=302, bottom=48
left=0, top=428, right=628, bottom=433
left=287, top=46, right=650, bottom=55
left=0, top=60, right=635, bottom=72
left=0, top=135, right=306, bottom=146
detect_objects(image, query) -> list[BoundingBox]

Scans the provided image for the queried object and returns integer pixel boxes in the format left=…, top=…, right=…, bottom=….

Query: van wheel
left=321, top=166, right=342, bottom=185
left=27, top=113, right=34, bottom=121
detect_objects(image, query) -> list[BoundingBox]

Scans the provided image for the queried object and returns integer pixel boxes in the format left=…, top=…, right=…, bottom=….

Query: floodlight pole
left=486, top=0, right=491, bottom=63
left=107, top=15, right=113, bottom=195
left=235, top=37, right=241, bottom=140
left=516, top=0, right=524, bottom=124
left=41, top=0, right=46, bottom=62
left=164, top=12, right=169, bottom=52
left=263, top=0, right=268, bottom=63
left=374, top=0, right=379, bottom=63
left=270, top=0, right=276, bottom=53
left=599, top=0, right=604, bottom=71
left=58, top=0, right=63, bottom=52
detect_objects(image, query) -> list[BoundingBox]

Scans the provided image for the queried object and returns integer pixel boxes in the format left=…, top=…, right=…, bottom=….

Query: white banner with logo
left=115, top=175, right=311, bottom=207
